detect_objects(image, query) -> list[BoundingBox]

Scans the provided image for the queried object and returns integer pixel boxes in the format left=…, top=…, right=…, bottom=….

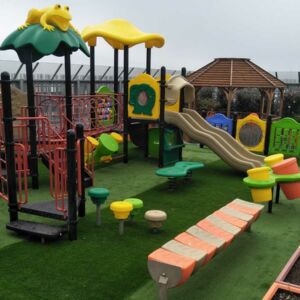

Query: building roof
left=188, top=58, right=286, bottom=89
left=81, top=19, right=165, bottom=49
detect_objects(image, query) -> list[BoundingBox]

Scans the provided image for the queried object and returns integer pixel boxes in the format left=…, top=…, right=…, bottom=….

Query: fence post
left=1, top=72, right=18, bottom=222
left=76, top=123, right=85, bottom=218
left=264, top=115, right=272, bottom=156
left=67, top=129, right=77, bottom=240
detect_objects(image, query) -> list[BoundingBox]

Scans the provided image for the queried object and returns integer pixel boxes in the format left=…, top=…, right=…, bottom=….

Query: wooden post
left=224, top=88, right=237, bottom=117
left=265, top=89, right=275, bottom=117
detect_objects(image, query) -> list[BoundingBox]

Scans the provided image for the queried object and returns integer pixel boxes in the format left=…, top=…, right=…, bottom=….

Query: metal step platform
left=6, top=220, right=67, bottom=240
left=20, top=200, right=67, bottom=220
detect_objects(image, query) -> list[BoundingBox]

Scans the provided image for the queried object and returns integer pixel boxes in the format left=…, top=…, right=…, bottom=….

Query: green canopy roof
left=1, top=24, right=89, bottom=63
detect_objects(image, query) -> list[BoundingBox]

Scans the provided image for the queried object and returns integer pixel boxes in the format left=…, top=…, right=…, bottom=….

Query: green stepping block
left=243, top=177, right=276, bottom=189
left=88, top=188, right=110, bottom=226
left=175, top=161, right=204, bottom=170
left=156, top=161, right=205, bottom=178
left=124, top=198, right=144, bottom=218
left=274, top=173, right=300, bottom=183
left=156, top=167, right=188, bottom=178
left=124, top=198, right=143, bottom=209
left=88, top=188, right=110, bottom=205
left=156, top=161, right=205, bottom=191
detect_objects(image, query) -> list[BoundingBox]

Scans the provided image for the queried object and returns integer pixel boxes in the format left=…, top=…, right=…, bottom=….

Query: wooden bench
left=147, top=199, right=264, bottom=300
left=156, top=161, right=204, bottom=190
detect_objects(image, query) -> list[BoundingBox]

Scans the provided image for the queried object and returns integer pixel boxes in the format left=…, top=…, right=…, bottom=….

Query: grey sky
left=0, top=0, right=300, bottom=71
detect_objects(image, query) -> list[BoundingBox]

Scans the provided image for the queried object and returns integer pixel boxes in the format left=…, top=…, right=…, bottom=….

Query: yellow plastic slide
left=165, top=109, right=264, bottom=172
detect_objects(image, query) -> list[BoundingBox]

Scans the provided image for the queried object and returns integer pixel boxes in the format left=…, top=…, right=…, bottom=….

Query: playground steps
left=40, top=153, right=93, bottom=188
left=6, top=220, right=67, bottom=240
left=20, top=200, right=76, bottom=220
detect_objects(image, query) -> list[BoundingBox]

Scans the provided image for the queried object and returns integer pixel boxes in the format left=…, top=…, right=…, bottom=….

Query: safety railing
left=0, top=143, right=29, bottom=205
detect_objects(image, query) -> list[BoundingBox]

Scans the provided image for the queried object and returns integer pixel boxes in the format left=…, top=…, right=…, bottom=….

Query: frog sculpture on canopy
left=18, top=3, right=79, bottom=33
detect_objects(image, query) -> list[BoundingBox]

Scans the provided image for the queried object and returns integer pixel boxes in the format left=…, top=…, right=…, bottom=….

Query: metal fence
left=0, top=60, right=183, bottom=95
left=1, top=60, right=300, bottom=95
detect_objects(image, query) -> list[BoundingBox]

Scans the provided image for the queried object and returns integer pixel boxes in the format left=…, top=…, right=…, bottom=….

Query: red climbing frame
left=0, top=112, right=95, bottom=216
left=35, top=93, right=123, bottom=136
left=0, top=92, right=121, bottom=214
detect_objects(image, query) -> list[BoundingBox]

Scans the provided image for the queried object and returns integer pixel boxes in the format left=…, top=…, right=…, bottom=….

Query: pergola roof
left=81, top=19, right=165, bottom=49
left=188, top=58, right=286, bottom=89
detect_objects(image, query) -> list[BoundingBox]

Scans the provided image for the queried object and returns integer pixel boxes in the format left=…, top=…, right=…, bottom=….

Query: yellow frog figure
left=18, top=4, right=78, bottom=33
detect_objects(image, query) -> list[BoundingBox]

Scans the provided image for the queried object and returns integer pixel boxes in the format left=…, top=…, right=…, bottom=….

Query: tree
left=195, top=87, right=218, bottom=111
left=283, top=92, right=300, bottom=120
left=234, top=88, right=260, bottom=113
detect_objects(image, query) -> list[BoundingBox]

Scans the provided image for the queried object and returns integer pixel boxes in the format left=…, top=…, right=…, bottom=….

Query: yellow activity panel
left=236, top=114, right=266, bottom=152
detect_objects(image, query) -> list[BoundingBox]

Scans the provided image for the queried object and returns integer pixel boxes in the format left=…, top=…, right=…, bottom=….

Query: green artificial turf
left=0, top=145, right=299, bottom=300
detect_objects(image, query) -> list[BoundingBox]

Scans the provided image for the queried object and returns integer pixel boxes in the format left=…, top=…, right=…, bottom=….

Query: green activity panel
left=129, top=84, right=156, bottom=116
left=269, top=118, right=300, bottom=157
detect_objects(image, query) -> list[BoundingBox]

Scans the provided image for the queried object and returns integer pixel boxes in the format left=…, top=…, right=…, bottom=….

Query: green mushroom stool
left=123, top=198, right=144, bottom=221
left=88, top=188, right=110, bottom=226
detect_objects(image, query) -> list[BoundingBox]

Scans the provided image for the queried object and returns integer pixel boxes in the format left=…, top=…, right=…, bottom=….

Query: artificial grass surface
left=0, top=145, right=299, bottom=300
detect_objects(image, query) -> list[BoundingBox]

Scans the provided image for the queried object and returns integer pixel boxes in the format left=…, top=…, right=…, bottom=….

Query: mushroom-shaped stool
left=144, top=210, right=167, bottom=233
left=88, top=188, right=110, bottom=226
left=123, top=198, right=143, bottom=221
left=110, top=201, right=133, bottom=235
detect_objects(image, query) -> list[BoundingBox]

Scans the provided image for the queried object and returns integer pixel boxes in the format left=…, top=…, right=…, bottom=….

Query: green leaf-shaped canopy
left=1, top=24, right=89, bottom=63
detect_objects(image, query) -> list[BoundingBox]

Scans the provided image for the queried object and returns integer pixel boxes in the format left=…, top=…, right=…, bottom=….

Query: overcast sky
left=0, top=0, right=300, bottom=72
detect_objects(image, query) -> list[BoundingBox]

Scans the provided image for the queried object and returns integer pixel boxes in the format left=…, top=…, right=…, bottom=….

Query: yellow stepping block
left=110, top=201, right=133, bottom=235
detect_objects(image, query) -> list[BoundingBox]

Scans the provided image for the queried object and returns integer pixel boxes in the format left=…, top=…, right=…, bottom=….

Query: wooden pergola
left=187, top=58, right=287, bottom=117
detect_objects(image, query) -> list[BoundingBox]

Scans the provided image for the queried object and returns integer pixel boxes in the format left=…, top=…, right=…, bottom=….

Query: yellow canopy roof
left=81, top=19, right=165, bottom=49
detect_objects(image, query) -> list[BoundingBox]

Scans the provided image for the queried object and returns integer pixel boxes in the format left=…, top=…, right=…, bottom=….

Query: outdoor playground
left=1, top=4, right=300, bottom=300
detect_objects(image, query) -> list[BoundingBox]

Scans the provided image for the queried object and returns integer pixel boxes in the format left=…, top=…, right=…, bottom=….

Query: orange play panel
left=148, top=248, right=195, bottom=285
left=175, top=232, right=217, bottom=263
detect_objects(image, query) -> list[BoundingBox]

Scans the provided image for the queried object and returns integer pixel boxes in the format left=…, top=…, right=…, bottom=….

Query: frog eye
left=65, top=6, right=69, bottom=11
left=55, top=4, right=61, bottom=9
